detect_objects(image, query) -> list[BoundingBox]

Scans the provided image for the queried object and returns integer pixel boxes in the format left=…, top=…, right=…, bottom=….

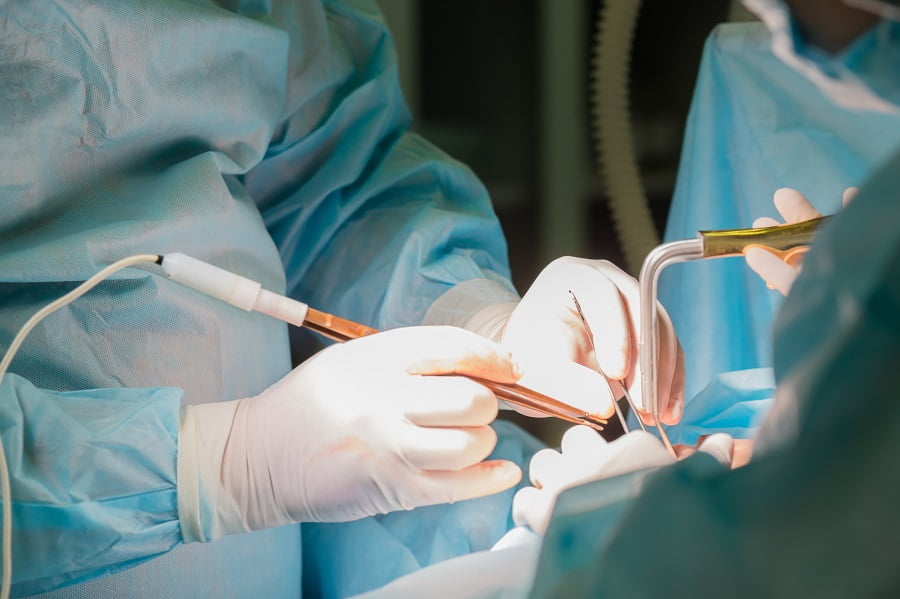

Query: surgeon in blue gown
left=0, top=1, right=684, bottom=598
left=658, top=0, right=900, bottom=447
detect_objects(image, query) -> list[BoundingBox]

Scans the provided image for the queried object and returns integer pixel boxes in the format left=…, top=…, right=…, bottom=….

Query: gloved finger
left=696, top=433, right=734, bottom=468
left=673, top=443, right=697, bottom=459
left=403, top=376, right=498, bottom=427
left=660, top=342, right=686, bottom=425
left=511, top=486, right=554, bottom=536
left=842, top=186, right=859, bottom=207
left=745, top=246, right=798, bottom=295
left=419, top=459, right=522, bottom=505
left=512, top=486, right=542, bottom=526
left=560, top=424, right=608, bottom=455
left=527, top=447, right=566, bottom=489
left=400, top=424, right=497, bottom=471
left=785, top=250, right=807, bottom=270
left=400, top=326, right=521, bottom=384
left=644, top=305, right=680, bottom=424
left=593, top=263, right=680, bottom=424
left=512, top=486, right=555, bottom=536
left=533, top=427, right=615, bottom=495
left=752, top=216, right=782, bottom=229
left=514, top=356, right=616, bottom=419
left=773, top=187, right=821, bottom=224
left=607, top=377, right=628, bottom=401
left=500, top=257, right=624, bottom=368
left=731, top=439, right=754, bottom=468
left=688, top=436, right=752, bottom=468
left=600, top=431, right=675, bottom=477
left=566, top=264, right=632, bottom=379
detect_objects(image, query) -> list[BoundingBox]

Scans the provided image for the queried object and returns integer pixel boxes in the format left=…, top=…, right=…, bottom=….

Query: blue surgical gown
left=659, top=21, right=900, bottom=444
left=0, top=1, right=534, bottom=597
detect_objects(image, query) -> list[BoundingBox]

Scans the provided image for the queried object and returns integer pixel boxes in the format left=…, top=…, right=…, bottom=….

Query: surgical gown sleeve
left=531, top=150, right=900, bottom=598
left=0, top=374, right=182, bottom=596
left=238, top=3, right=536, bottom=597
left=243, top=0, right=519, bottom=334
left=658, top=22, right=900, bottom=445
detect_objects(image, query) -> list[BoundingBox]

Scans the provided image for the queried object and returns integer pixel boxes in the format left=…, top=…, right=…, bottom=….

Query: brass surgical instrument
left=637, top=216, right=832, bottom=454
left=159, top=253, right=608, bottom=431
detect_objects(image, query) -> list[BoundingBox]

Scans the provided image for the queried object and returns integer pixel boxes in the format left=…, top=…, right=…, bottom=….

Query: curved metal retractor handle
left=637, top=215, right=831, bottom=454
left=638, top=239, right=703, bottom=454
left=699, top=215, right=831, bottom=260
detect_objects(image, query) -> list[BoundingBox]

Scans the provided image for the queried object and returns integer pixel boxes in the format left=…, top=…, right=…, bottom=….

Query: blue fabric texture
left=1, top=1, right=522, bottom=596
left=665, top=368, right=774, bottom=446
left=660, top=22, right=900, bottom=443
left=2, top=375, right=182, bottom=594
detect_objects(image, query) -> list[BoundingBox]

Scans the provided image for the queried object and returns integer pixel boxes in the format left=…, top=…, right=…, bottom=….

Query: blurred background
left=377, top=0, right=754, bottom=444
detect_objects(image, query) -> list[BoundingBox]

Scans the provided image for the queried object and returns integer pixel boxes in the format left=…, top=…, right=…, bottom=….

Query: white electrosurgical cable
left=0, top=253, right=161, bottom=599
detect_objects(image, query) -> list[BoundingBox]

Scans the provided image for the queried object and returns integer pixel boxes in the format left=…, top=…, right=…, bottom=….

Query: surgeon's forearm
left=1, top=374, right=182, bottom=596
left=248, top=0, right=519, bottom=332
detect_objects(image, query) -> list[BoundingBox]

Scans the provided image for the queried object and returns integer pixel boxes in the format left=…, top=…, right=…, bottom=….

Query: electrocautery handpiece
left=158, top=253, right=608, bottom=430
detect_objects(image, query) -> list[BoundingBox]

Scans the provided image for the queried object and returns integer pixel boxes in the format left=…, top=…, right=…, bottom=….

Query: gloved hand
left=177, top=326, right=524, bottom=543
left=674, top=436, right=754, bottom=469
left=512, top=426, right=734, bottom=536
left=745, top=187, right=858, bottom=295
left=466, top=258, right=684, bottom=426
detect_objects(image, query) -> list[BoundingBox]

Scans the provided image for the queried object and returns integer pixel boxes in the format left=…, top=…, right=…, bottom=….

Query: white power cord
left=0, top=254, right=161, bottom=599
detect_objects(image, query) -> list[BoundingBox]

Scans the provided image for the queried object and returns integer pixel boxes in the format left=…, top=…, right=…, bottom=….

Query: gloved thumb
left=695, top=433, right=734, bottom=468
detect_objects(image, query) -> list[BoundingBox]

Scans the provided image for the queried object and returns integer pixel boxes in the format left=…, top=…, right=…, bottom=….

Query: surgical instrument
left=159, top=253, right=609, bottom=431
left=569, top=290, right=646, bottom=435
left=638, top=215, right=832, bottom=454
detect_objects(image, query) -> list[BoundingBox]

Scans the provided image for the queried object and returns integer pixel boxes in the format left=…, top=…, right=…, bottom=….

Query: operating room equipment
left=568, top=291, right=644, bottom=435
left=159, top=253, right=608, bottom=431
left=592, top=0, right=659, bottom=275
left=638, top=215, right=831, bottom=453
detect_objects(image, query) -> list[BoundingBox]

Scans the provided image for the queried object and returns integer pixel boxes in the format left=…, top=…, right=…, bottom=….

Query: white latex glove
left=177, top=326, right=524, bottom=543
left=745, top=187, right=857, bottom=295
left=500, top=258, right=684, bottom=425
left=512, top=426, right=734, bottom=536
